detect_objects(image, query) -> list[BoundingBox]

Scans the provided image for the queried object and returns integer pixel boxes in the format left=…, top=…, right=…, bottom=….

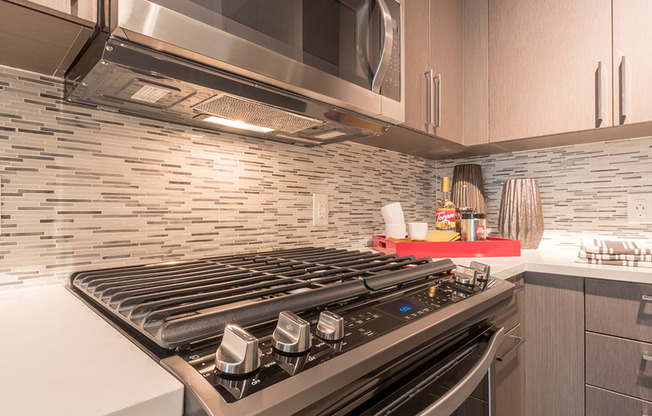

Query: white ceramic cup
left=407, top=222, right=429, bottom=239
left=385, top=222, right=407, bottom=239
left=381, top=202, right=405, bottom=224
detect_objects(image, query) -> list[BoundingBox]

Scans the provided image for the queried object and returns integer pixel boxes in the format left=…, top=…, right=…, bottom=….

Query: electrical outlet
left=312, top=194, right=328, bottom=226
left=627, top=193, right=652, bottom=224
left=635, top=199, right=646, bottom=217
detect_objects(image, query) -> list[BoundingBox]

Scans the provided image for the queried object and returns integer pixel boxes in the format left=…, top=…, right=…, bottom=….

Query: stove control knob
left=454, top=265, right=478, bottom=286
left=470, top=261, right=490, bottom=283
left=215, top=324, right=261, bottom=376
left=316, top=311, right=344, bottom=342
left=272, top=310, right=312, bottom=354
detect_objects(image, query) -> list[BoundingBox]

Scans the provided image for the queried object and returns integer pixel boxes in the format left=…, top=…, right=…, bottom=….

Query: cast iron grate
left=71, top=247, right=453, bottom=349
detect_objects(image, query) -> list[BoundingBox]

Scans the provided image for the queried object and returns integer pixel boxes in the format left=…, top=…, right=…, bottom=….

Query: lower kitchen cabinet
left=585, top=278, right=652, bottom=414
left=586, top=385, right=652, bottom=416
left=523, top=272, right=584, bottom=416
left=495, top=324, right=525, bottom=416
left=586, top=332, right=652, bottom=401
left=585, top=278, right=652, bottom=343
left=490, top=273, right=652, bottom=416
left=494, top=274, right=525, bottom=415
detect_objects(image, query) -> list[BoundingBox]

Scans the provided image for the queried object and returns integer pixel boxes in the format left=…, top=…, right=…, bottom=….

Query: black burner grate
left=71, top=247, right=454, bottom=349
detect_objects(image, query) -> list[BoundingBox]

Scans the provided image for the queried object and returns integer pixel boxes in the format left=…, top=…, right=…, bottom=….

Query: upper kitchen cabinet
left=403, top=0, right=430, bottom=133
left=0, top=0, right=96, bottom=77
left=613, top=0, right=652, bottom=126
left=404, top=0, right=464, bottom=144
left=463, top=0, right=489, bottom=146
left=7, top=0, right=96, bottom=22
left=488, top=0, right=612, bottom=143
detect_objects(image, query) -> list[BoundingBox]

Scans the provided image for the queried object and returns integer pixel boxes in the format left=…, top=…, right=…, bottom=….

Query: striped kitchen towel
left=577, top=239, right=652, bottom=268
left=580, top=238, right=652, bottom=255
left=577, top=249, right=652, bottom=268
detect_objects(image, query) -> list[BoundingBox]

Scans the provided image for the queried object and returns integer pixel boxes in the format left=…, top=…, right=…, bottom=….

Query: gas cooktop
left=69, top=247, right=513, bottom=415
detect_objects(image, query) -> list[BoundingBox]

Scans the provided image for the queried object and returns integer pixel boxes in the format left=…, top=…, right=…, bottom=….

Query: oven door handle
left=416, top=327, right=505, bottom=416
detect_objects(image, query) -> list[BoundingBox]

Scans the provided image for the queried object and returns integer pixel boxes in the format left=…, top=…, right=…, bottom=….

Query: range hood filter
left=194, top=94, right=324, bottom=134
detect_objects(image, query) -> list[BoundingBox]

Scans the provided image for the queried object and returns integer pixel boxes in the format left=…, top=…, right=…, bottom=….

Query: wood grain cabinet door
left=495, top=324, right=525, bottom=416
left=524, top=272, right=584, bottom=416
left=403, top=0, right=464, bottom=144
left=586, top=332, right=652, bottom=401
left=585, top=278, right=652, bottom=344
left=488, top=0, right=612, bottom=143
left=24, top=0, right=97, bottom=22
left=428, top=0, right=464, bottom=144
left=586, top=385, right=652, bottom=416
left=613, top=0, right=652, bottom=125
left=403, top=0, right=431, bottom=133
left=463, top=0, right=489, bottom=146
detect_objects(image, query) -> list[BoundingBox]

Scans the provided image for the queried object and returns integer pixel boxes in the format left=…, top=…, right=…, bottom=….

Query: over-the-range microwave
left=66, top=0, right=404, bottom=146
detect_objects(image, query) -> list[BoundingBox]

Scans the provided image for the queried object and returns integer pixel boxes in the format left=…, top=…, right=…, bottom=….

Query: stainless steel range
left=69, top=247, right=513, bottom=416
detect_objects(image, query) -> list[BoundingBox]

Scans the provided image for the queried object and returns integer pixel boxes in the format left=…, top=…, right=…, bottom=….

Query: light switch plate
left=312, top=194, right=328, bottom=226
left=627, top=193, right=652, bottom=224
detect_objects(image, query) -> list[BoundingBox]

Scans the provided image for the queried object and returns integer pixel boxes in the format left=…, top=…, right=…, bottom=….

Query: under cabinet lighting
left=203, top=116, right=273, bottom=133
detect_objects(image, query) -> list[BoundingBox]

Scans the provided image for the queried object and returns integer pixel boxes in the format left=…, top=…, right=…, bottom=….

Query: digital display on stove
left=375, top=298, right=421, bottom=318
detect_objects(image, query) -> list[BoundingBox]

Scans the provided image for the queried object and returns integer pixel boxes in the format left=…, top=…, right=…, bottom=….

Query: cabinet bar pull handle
left=643, top=354, right=652, bottom=362
left=495, top=335, right=526, bottom=362
left=425, top=69, right=435, bottom=129
left=620, top=55, right=629, bottom=124
left=435, top=73, right=442, bottom=128
left=596, top=61, right=605, bottom=127
left=641, top=295, right=652, bottom=302
left=514, top=284, right=524, bottom=294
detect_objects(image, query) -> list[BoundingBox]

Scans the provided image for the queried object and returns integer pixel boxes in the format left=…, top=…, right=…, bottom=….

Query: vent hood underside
left=65, top=39, right=388, bottom=146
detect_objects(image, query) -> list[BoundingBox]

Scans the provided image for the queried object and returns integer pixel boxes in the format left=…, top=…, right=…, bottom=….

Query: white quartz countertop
left=446, top=239, right=652, bottom=284
left=0, top=286, right=184, bottom=416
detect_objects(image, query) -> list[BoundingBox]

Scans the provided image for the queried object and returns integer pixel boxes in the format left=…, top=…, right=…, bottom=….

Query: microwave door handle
left=357, top=3, right=371, bottom=80
left=416, top=327, right=505, bottom=416
left=371, top=0, right=394, bottom=93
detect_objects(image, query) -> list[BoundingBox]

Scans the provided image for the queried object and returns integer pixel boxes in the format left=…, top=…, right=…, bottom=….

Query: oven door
left=299, top=325, right=504, bottom=416
left=114, top=0, right=403, bottom=122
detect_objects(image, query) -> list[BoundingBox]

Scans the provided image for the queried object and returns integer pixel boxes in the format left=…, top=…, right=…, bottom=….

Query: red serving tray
left=372, top=236, right=521, bottom=258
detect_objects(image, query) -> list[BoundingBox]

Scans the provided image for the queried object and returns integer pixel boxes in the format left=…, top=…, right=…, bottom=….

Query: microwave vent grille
left=194, top=94, right=324, bottom=134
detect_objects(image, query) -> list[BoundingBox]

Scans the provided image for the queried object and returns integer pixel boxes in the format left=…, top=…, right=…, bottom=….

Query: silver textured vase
left=498, top=178, right=544, bottom=249
left=452, top=164, right=487, bottom=213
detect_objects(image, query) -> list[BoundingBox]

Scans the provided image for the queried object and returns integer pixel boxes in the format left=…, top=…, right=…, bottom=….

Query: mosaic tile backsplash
left=0, top=65, right=438, bottom=288
left=437, top=135, right=652, bottom=245
left=2, top=64, right=652, bottom=288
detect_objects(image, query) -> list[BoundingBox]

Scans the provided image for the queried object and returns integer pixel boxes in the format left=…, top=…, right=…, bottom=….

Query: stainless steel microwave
left=66, top=0, right=404, bottom=145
